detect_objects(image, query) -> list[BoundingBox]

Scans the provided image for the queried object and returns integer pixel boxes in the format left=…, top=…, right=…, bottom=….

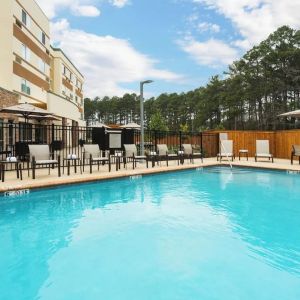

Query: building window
left=41, top=32, right=46, bottom=45
left=21, top=10, right=30, bottom=27
left=38, top=58, right=45, bottom=73
left=21, top=44, right=30, bottom=61
left=22, top=10, right=27, bottom=25
left=21, top=79, right=30, bottom=95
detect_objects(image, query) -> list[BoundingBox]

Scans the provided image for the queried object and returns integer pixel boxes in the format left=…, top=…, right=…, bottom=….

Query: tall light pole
left=140, top=80, right=153, bottom=156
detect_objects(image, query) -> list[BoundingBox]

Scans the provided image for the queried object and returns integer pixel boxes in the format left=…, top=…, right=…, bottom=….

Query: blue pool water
left=0, top=167, right=300, bottom=300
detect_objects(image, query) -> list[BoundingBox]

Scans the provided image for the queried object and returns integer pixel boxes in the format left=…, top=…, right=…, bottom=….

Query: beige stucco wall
left=47, top=92, right=83, bottom=123
left=0, top=1, right=14, bottom=90
left=16, top=0, right=50, bottom=36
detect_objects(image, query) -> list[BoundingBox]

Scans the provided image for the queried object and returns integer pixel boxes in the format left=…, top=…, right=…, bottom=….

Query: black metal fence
left=0, top=122, right=219, bottom=163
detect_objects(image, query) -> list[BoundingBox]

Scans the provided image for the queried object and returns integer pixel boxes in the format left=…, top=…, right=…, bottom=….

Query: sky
left=36, top=0, right=300, bottom=99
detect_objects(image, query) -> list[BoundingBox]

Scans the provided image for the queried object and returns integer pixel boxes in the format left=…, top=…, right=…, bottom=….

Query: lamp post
left=140, top=80, right=153, bottom=156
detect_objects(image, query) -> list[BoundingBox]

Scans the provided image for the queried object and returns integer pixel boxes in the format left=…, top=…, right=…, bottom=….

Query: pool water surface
left=0, top=167, right=300, bottom=300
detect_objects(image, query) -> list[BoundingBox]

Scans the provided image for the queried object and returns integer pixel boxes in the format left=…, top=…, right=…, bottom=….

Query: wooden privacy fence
left=215, top=130, right=300, bottom=159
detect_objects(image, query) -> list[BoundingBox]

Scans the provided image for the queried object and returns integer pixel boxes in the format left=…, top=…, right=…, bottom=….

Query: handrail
left=220, top=140, right=233, bottom=169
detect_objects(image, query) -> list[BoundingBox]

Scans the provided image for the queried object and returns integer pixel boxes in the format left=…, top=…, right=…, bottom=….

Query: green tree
left=148, top=111, right=168, bottom=131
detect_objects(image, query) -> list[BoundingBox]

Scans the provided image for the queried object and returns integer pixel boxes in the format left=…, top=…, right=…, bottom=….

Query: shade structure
left=120, top=122, right=141, bottom=130
left=91, top=122, right=111, bottom=128
left=15, top=114, right=61, bottom=121
left=278, top=109, right=300, bottom=118
left=0, top=103, right=53, bottom=119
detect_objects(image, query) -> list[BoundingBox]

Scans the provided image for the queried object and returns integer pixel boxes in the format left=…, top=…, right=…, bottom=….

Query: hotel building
left=0, top=0, right=85, bottom=126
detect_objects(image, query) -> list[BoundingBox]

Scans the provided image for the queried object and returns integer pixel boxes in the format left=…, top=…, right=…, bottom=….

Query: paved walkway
left=1, top=157, right=300, bottom=193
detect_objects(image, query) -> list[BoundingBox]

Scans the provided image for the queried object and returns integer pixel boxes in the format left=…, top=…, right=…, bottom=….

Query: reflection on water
left=0, top=169, right=300, bottom=300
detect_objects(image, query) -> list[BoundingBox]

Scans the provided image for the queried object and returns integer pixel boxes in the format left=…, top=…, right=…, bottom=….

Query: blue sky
left=37, top=0, right=300, bottom=98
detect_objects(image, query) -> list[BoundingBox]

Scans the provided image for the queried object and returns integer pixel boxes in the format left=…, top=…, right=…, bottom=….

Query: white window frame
left=21, top=44, right=31, bottom=61
left=38, top=58, right=45, bottom=73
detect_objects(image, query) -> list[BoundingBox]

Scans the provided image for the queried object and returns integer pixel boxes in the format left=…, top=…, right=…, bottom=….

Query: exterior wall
left=50, top=47, right=85, bottom=125
left=47, top=92, right=85, bottom=126
left=0, top=1, right=14, bottom=90
left=0, top=0, right=85, bottom=125
left=12, top=0, right=50, bottom=105
left=0, top=87, right=20, bottom=121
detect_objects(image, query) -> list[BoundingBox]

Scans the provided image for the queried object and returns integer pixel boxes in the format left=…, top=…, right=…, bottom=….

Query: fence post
left=179, top=131, right=182, bottom=148
left=154, top=130, right=157, bottom=152
left=200, top=132, right=203, bottom=156
left=51, top=124, right=55, bottom=144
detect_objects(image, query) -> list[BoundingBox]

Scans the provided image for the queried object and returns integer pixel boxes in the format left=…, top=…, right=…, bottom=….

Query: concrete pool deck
left=1, top=157, right=300, bottom=193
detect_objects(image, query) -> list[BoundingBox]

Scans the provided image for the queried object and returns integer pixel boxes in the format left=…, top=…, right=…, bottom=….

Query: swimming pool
left=0, top=167, right=300, bottom=300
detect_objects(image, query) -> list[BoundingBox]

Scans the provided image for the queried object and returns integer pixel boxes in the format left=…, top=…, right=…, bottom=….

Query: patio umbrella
left=0, top=103, right=55, bottom=141
left=0, top=103, right=53, bottom=122
left=15, top=114, right=61, bottom=122
left=278, top=109, right=300, bottom=118
left=120, top=122, right=141, bottom=130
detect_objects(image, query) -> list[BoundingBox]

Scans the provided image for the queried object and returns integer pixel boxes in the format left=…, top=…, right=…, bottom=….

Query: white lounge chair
left=28, top=144, right=61, bottom=179
left=291, top=145, right=300, bottom=165
left=255, top=140, right=274, bottom=163
left=83, top=144, right=111, bottom=173
left=182, top=144, right=203, bottom=163
left=124, top=144, right=146, bottom=169
left=157, top=144, right=179, bottom=166
left=217, top=140, right=235, bottom=161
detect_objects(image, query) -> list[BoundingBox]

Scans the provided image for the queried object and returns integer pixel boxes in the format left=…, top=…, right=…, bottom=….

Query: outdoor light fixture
left=140, top=80, right=154, bottom=156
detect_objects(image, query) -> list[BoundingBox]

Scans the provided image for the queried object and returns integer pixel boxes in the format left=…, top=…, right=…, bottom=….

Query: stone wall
left=0, top=86, right=19, bottom=121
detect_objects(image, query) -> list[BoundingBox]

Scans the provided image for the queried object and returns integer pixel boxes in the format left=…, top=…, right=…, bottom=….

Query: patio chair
left=255, top=140, right=274, bottom=163
left=83, top=144, right=111, bottom=174
left=182, top=144, right=203, bottom=163
left=217, top=140, right=235, bottom=161
left=28, top=145, right=61, bottom=179
left=124, top=144, right=146, bottom=169
left=157, top=144, right=179, bottom=166
left=291, top=145, right=300, bottom=165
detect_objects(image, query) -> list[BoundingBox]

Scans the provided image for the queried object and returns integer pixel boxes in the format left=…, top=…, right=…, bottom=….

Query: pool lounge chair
left=291, top=145, right=300, bottom=165
left=182, top=144, right=203, bottom=163
left=157, top=144, right=179, bottom=166
left=255, top=140, right=274, bottom=163
left=83, top=144, right=111, bottom=173
left=217, top=140, right=235, bottom=161
left=124, top=144, right=146, bottom=169
left=29, top=144, right=61, bottom=179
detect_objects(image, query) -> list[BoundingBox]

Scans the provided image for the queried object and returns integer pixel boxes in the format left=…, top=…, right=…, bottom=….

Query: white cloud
left=36, top=0, right=128, bottom=19
left=197, top=22, right=220, bottom=33
left=72, top=5, right=100, bottom=17
left=51, top=20, right=183, bottom=97
left=178, top=37, right=239, bottom=67
left=109, top=0, right=130, bottom=8
left=193, top=0, right=300, bottom=49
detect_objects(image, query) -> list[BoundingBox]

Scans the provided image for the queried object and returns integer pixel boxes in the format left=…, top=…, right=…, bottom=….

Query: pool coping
left=0, top=160, right=299, bottom=195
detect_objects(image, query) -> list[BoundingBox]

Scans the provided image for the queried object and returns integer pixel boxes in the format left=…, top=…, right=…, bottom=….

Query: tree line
left=84, top=26, right=300, bottom=131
